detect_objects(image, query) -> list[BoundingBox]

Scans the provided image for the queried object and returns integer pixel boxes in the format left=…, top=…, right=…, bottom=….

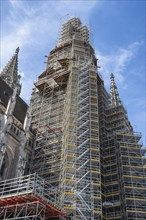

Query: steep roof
left=0, top=77, right=28, bottom=124
left=0, top=48, right=21, bottom=90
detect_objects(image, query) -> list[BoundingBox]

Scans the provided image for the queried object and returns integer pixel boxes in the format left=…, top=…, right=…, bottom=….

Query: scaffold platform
left=0, top=173, right=66, bottom=219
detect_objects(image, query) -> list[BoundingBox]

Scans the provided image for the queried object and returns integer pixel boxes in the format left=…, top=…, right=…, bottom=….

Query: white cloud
left=59, top=0, right=102, bottom=13
left=1, top=0, right=102, bottom=65
left=1, top=0, right=103, bottom=102
left=1, top=0, right=145, bottom=137
left=9, top=0, right=22, bottom=8
left=1, top=0, right=145, bottom=144
left=1, top=1, right=142, bottom=105
left=21, top=77, right=34, bottom=103
left=96, top=41, right=142, bottom=87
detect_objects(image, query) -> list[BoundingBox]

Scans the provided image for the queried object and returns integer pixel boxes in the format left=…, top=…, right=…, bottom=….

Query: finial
left=110, top=73, right=114, bottom=79
left=15, top=47, right=19, bottom=54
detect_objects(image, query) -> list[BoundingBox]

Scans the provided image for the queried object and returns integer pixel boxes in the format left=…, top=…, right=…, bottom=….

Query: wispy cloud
left=96, top=41, right=142, bottom=87
left=9, top=0, right=21, bottom=8
left=1, top=0, right=101, bottom=65
left=1, top=0, right=103, bottom=102
left=1, top=0, right=145, bottom=144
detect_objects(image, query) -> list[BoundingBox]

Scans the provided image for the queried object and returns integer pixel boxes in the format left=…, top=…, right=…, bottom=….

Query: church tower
left=29, top=18, right=145, bottom=220
left=0, top=18, right=145, bottom=220
left=30, top=17, right=101, bottom=219
left=99, top=73, right=146, bottom=220
left=0, top=48, right=31, bottom=180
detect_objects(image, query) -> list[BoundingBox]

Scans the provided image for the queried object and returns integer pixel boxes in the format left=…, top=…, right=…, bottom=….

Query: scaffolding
left=0, top=173, right=66, bottom=219
left=28, top=17, right=146, bottom=220
left=30, top=56, right=69, bottom=186
left=100, top=134, right=146, bottom=220
left=29, top=18, right=102, bottom=220
left=58, top=17, right=89, bottom=46
left=1, top=17, right=145, bottom=220
left=60, top=64, right=101, bottom=220
left=116, top=133, right=146, bottom=220
left=97, top=75, right=146, bottom=220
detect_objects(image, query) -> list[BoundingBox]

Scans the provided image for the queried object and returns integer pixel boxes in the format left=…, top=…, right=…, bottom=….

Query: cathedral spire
left=110, top=73, right=121, bottom=106
left=0, top=47, right=21, bottom=93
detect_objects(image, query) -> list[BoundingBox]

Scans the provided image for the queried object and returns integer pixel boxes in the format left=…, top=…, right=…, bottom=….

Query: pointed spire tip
left=15, top=47, right=19, bottom=54
left=110, top=73, right=114, bottom=79
left=110, top=72, right=121, bottom=106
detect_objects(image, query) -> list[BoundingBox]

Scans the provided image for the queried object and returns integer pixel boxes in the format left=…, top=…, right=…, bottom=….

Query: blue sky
left=0, top=0, right=145, bottom=145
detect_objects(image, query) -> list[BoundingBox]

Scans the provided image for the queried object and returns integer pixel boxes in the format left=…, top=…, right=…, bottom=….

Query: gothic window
left=0, top=113, right=5, bottom=131
left=0, top=157, right=5, bottom=177
left=0, top=153, right=8, bottom=179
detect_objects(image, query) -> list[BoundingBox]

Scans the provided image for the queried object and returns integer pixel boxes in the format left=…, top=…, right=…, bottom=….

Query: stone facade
left=0, top=48, right=32, bottom=180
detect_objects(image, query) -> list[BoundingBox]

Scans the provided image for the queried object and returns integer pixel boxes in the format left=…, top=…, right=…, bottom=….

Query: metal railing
left=0, top=173, right=61, bottom=210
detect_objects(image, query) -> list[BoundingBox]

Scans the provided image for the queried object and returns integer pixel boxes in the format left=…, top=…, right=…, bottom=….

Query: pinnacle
left=110, top=73, right=114, bottom=79
left=15, top=47, right=19, bottom=54
left=110, top=73, right=121, bottom=107
left=0, top=47, right=20, bottom=89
